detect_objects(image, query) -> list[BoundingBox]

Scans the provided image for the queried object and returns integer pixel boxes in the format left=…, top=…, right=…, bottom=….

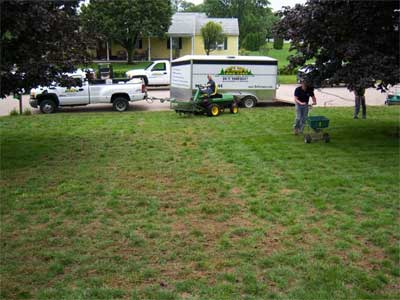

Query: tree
left=201, top=21, right=225, bottom=55
left=242, top=32, right=265, bottom=51
left=274, top=0, right=399, bottom=91
left=80, top=0, right=172, bottom=63
left=273, top=37, right=283, bottom=50
left=172, top=0, right=203, bottom=12
left=0, top=1, right=91, bottom=98
left=201, top=0, right=275, bottom=49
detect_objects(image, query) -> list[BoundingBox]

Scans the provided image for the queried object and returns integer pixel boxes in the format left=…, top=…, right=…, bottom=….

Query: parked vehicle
left=297, top=64, right=344, bottom=87
left=125, top=60, right=170, bottom=86
left=170, top=55, right=278, bottom=108
left=297, top=65, right=316, bottom=84
left=29, top=78, right=146, bottom=113
left=386, top=85, right=400, bottom=105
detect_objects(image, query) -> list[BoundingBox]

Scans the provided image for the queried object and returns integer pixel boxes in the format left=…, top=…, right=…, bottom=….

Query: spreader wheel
left=304, top=134, right=312, bottom=143
left=323, top=133, right=330, bottom=143
left=207, top=104, right=221, bottom=117
left=230, top=103, right=239, bottom=114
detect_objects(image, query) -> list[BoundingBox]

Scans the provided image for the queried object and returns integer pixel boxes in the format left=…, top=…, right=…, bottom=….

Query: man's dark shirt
left=355, top=87, right=365, bottom=96
left=208, top=79, right=216, bottom=93
left=294, top=86, right=315, bottom=103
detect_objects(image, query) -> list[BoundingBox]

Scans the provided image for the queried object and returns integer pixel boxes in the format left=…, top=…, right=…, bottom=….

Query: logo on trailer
left=216, top=66, right=254, bottom=82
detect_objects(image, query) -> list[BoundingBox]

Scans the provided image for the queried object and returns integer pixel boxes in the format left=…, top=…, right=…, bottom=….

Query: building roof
left=168, top=13, right=239, bottom=36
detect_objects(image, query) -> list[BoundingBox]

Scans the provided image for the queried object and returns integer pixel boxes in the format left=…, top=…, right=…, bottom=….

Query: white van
left=171, top=55, right=278, bottom=108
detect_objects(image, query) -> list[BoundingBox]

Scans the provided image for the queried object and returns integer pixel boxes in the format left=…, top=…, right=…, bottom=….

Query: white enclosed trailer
left=171, top=55, right=278, bottom=108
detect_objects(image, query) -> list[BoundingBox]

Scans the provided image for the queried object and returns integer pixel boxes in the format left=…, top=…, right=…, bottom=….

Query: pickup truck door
left=58, top=83, right=89, bottom=105
left=148, top=62, right=169, bottom=85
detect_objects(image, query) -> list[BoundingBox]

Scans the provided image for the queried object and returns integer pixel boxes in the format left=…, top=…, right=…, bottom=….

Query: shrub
left=23, top=108, right=32, bottom=115
left=9, top=109, right=19, bottom=116
left=239, top=48, right=251, bottom=56
left=273, top=37, right=284, bottom=49
left=279, top=66, right=297, bottom=75
left=259, top=44, right=270, bottom=56
left=243, top=32, right=265, bottom=51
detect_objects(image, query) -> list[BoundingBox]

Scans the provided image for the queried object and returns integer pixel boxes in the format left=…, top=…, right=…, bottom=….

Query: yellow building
left=95, top=13, right=239, bottom=61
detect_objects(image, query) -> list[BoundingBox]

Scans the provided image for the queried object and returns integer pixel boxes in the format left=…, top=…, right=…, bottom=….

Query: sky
left=187, top=0, right=307, bottom=12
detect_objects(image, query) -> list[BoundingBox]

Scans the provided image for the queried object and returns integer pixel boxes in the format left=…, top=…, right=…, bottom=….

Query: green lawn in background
left=278, top=75, right=297, bottom=84
left=1, top=106, right=399, bottom=300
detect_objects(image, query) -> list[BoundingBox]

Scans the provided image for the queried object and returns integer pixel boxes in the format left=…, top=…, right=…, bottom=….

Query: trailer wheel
left=242, top=96, right=257, bottom=108
left=207, top=104, right=221, bottom=117
left=230, top=103, right=239, bottom=114
left=113, top=97, right=129, bottom=112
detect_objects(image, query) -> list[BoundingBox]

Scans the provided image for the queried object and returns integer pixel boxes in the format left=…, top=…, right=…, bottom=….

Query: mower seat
left=209, top=93, right=222, bottom=99
left=201, top=84, right=219, bottom=99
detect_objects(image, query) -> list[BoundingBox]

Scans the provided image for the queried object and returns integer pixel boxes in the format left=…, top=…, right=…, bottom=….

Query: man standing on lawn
left=294, top=80, right=317, bottom=135
left=353, top=86, right=366, bottom=119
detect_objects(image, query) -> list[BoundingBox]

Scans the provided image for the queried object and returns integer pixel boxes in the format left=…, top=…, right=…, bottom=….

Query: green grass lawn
left=1, top=107, right=399, bottom=300
left=249, top=42, right=293, bottom=68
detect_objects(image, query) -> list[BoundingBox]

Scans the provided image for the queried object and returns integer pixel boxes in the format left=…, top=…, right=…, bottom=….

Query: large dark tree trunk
left=122, top=36, right=138, bottom=63
left=126, top=46, right=133, bottom=63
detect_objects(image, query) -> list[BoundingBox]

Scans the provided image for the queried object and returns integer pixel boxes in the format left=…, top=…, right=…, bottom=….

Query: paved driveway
left=0, top=85, right=388, bottom=116
left=276, top=84, right=387, bottom=107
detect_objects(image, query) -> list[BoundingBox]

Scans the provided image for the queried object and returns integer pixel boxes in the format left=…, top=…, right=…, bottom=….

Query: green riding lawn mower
left=170, top=85, right=239, bottom=117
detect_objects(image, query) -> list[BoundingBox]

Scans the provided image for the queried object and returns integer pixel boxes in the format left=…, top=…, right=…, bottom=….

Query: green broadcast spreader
left=304, top=109, right=331, bottom=143
left=170, top=86, right=239, bottom=117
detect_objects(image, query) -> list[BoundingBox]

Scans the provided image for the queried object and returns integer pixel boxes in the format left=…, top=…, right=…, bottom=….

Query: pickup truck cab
left=30, top=78, right=146, bottom=113
left=125, top=60, right=170, bottom=86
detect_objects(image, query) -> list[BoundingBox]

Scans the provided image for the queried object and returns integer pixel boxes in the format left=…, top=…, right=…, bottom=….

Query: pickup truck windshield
left=144, top=62, right=154, bottom=70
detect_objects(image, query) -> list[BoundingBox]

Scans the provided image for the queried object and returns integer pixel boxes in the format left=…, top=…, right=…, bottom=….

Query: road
left=0, top=85, right=388, bottom=116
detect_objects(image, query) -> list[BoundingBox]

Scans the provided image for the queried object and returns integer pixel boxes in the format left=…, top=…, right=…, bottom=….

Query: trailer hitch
left=145, top=96, right=171, bottom=103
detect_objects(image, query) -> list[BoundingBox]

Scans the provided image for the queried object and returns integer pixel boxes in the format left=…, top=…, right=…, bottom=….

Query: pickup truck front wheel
left=113, top=97, right=129, bottom=112
left=40, top=99, right=57, bottom=114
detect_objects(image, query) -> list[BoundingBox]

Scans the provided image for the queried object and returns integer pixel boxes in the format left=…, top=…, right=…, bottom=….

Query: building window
left=135, top=38, right=143, bottom=49
left=167, top=37, right=182, bottom=50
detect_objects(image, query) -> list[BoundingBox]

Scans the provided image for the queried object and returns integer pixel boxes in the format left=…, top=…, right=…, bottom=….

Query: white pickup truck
left=30, top=78, right=146, bottom=113
left=125, top=60, right=170, bottom=86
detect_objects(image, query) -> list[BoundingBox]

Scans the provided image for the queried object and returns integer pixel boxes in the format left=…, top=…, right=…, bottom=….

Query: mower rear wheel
left=230, top=103, right=239, bottom=114
left=207, top=104, right=221, bottom=117
left=323, top=133, right=330, bottom=143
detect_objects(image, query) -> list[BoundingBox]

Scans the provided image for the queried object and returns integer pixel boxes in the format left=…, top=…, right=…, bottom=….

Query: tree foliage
left=242, top=32, right=265, bottom=51
left=273, top=37, right=283, bottom=50
left=0, top=0, right=91, bottom=98
left=274, top=0, right=399, bottom=91
left=80, top=0, right=172, bottom=63
left=199, top=0, right=277, bottom=49
left=172, top=0, right=204, bottom=12
left=201, top=21, right=225, bottom=55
